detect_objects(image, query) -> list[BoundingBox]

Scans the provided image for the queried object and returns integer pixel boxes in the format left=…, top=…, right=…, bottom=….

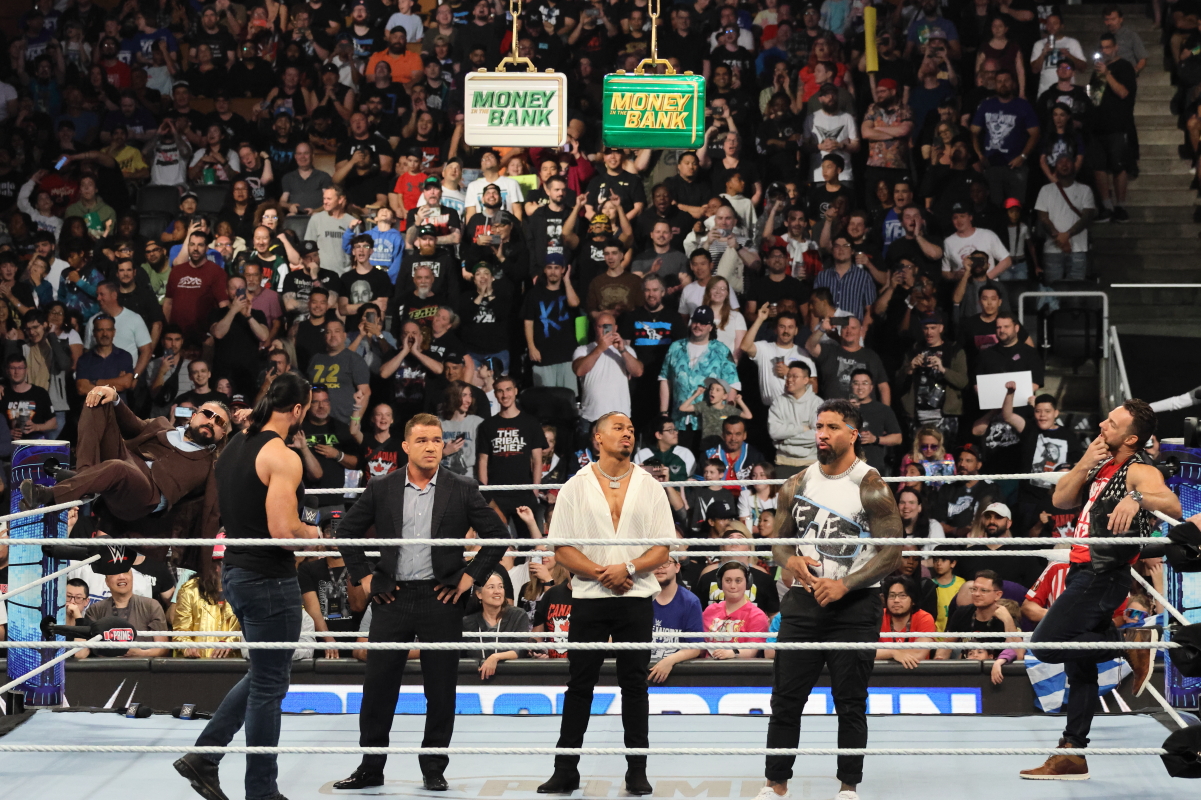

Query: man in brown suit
left=20, top=385, right=229, bottom=537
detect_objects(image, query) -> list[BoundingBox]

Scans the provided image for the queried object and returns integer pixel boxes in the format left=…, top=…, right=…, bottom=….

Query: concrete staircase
left=1060, top=3, right=1201, bottom=336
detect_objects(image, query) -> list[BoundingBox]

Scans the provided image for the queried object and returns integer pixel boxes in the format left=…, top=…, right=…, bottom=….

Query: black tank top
left=218, top=430, right=303, bottom=578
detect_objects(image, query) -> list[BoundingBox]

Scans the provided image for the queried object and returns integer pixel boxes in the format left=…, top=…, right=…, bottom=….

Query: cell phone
left=364, top=308, right=378, bottom=324
left=831, top=316, right=851, bottom=328
left=176, top=407, right=194, bottom=420
left=54, top=156, right=69, bottom=171
left=530, top=554, right=543, bottom=565
left=1093, top=51, right=1102, bottom=61
left=236, top=287, right=247, bottom=299
left=602, top=323, right=614, bottom=336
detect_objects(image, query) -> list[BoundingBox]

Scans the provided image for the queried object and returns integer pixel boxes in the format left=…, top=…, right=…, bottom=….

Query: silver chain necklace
left=820, top=457, right=861, bottom=481
left=595, top=461, right=634, bottom=489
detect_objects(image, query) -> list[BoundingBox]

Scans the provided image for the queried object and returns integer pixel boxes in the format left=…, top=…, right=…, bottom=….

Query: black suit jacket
left=340, top=468, right=508, bottom=591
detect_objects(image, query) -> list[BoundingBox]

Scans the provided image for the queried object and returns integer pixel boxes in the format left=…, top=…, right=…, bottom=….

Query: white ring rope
left=134, top=630, right=1045, bottom=639
left=0, top=634, right=101, bottom=697
left=0, top=554, right=98, bottom=602
left=0, top=536, right=1165, bottom=547
left=301, top=472, right=1066, bottom=494
left=0, top=745, right=1168, bottom=757
left=9, top=640, right=1175, bottom=651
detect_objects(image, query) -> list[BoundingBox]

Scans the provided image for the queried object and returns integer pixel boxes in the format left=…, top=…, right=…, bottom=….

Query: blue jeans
left=1043, top=251, right=1089, bottom=283
left=1030, top=564, right=1130, bottom=747
left=195, top=566, right=303, bottom=800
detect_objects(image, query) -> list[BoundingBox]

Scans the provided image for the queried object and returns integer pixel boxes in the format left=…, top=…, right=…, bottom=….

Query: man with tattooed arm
left=756, top=398, right=904, bottom=800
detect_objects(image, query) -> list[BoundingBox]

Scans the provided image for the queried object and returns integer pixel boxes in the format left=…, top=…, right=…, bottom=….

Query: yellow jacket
left=173, top=577, right=241, bottom=658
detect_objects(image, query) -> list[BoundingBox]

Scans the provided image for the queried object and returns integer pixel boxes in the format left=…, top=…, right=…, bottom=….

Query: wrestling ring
left=0, top=472, right=1198, bottom=798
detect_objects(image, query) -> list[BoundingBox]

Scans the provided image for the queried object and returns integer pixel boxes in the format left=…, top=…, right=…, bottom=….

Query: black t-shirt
left=302, top=417, right=357, bottom=506
left=190, top=28, right=238, bottom=66
left=953, top=542, right=1047, bottom=593
left=663, top=175, right=712, bottom=211
left=621, top=307, right=686, bottom=374
left=4, top=384, right=54, bottom=432
left=389, top=353, right=433, bottom=415
left=585, top=170, right=647, bottom=211
left=298, top=559, right=359, bottom=632
left=456, top=281, right=515, bottom=354
left=396, top=250, right=459, bottom=300
left=281, top=269, right=342, bottom=307
left=428, top=331, right=465, bottom=363
left=885, top=237, right=942, bottom=281
left=749, top=275, right=811, bottom=311
left=976, top=341, right=1045, bottom=386
left=533, top=580, right=573, bottom=656
left=978, top=407, right=1032, bottom=476
left=685, top=487, right=737, bottom=536
left=477, top=411, right=549, bottom=486
left=946, top=605, right=1007, bottom=657
left=521, top=284, right=580, bottom=366
left=362, top=433, right=406, bottom=484
left=207, top=306, right=269, bottom=378
left=134, top=556, right=174, bottom=601
left=1092, top=58, right=1137, bottom=134
left=709, top=161, right=761, bottom=196
left=294, top=316, right=329, bottom=371
left=337, top=267, right=394, bottom=309
left=633, top=207, right=694, bottom=252
left=806, top=183, right=854, bottom=222
left=857, top=400, right=901, bottom=475
left=1018, top=422, right=1081, bottom=498
left=342, top=169, right=393, bottom=209
left=525, top=203, right=574, bottom=264
left=405, top=205, right=463, bottom=242
left=336, top=133, right=394, bottom=165
left=931, top=480, right=998, bottom=532
left=176, top=388, right=232, bottom=408
left=906, top=341, right=960, bottom=416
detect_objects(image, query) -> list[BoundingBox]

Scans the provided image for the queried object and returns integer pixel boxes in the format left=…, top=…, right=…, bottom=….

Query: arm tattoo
left=770, top=470, right=809, bottom=567
left=842, top=471, right=903, bottom=591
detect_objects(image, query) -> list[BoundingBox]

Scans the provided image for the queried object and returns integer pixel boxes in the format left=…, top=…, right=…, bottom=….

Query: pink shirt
left=702, top=600, right=770, bottom=650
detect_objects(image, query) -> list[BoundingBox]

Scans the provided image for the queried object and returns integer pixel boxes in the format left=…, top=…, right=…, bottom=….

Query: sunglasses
left=920, top=444, right=939, bottom=450
left=198, top=407, right=230, bottom=427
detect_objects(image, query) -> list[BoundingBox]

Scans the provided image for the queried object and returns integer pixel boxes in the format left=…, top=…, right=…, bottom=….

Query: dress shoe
left=624, top=768, right=653, bottom=796
left=173, top=754, right=230, bottom=800
left=537, top=769, right=581, bottom=794
left=1124, top=627, right=1159, bottom=697
left=332, top=769, right=385, bottom=790
left=1019, top=738, right=1090, bottom=780
left=18, top=480, right=55, bottom=512
left=423, top=774, right=449, bottom=791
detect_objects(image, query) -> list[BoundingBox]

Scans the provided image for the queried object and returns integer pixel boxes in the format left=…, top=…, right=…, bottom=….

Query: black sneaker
left=1112, top=206, right=1130, bottom=223
left=1095, top=208, right=1113, bottom=223
left=174, top=754, right=230, bottom=800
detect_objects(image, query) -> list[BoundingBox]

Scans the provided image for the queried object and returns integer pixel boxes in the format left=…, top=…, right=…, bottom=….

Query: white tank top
left=791, top=458, right=880, bottom=585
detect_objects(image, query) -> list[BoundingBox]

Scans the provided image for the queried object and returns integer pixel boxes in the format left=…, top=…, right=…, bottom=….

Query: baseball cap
left=180, top=191, right=199, bottom=201
left=705, top=499, right=737, bottom=520
left=444, top=352, right=465, bottom=365
left=877, top=78, right=898, bottom=91
left=321, top=62, right=339, bottom=74
left=691, top=305, right=715, bottom=325
left=590, top=213, right=610, bottom=225
left=422, top=175, right=442, bottom=188
left=983, top=502, right=1012, bottom=520
left=493, top=211, right=516, bottom=226
left=1004, top=197, right=1023, bottom=209
left=920, top=310, right=944, bottom=326
left=544, top=252, right=567, bottom=267
left=926, top=28, right=948, bottom=40
left=726, top=521, right=751, bottom=537
left=704, top=376, right=730, bottom=394
left=301, top=240, right=320, bottom=256
left=415, top=224, right=437, bottom=238
left=471, top=260, right=495, bottom=274
left=817, top=82, right=838, bottom=97
left=231, top=393, right=250, bottom=409
left=950, top=201, right=970, bottom=214
left=481, top=355, right=505, bottom=375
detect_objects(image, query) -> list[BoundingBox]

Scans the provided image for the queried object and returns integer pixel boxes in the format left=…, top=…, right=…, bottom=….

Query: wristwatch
left=625, top=561, right=636, bottom=576
left=1127, top=490, right=1144, bottom=505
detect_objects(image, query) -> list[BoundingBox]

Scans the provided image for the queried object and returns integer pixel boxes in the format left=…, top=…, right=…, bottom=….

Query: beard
left=415, top=287, right=433, bottom=299
left=186, top=421, right=217, bottom=445
left=287, top=418, right=304, bottom=439
left=816, top=441, right=846, bottom=465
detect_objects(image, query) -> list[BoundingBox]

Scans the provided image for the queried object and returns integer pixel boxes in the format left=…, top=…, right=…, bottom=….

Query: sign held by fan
left=464, top=71, right=568, bottom=147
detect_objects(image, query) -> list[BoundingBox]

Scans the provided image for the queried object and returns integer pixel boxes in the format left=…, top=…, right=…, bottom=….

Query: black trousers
left=554, top=596, right=653, bottom=770
left=766, top=587, right=881, bottom=787
left=1030, top=564, right=1131, bottom=748
left=358, top=580, right=464, bottom=776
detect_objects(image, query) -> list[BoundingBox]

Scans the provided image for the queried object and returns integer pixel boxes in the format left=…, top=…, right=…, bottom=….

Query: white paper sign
left=977, top=370, right=1034, bottom=410
left=464, top=72, right=568, bottom=147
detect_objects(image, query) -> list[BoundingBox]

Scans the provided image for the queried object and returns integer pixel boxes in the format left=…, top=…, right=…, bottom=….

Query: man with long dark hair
left=761, top=399, right=903, bottom=800
left=1021, top=399, right=1179, bottom=781
left=174, top=372, right=320, bottom=800
left=331, top=412, right=508, bottom=791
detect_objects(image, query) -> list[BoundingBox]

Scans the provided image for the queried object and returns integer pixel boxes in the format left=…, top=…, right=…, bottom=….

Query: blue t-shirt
left=652, top=586, right=704, bottom=659
left=75, top=348, right=136, bottom=399
left=971, top=96, right=1040, bottom=167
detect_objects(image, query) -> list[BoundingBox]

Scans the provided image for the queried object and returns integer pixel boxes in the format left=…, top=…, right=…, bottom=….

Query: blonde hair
left=909, top=425, right=946, bottom=463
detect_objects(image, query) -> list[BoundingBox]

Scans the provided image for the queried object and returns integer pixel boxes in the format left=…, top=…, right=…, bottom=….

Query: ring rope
left=133, top=630, right=1050, bottom=639
left=9, top=640, right=1175, bottom=651
left=0, top=536, right=1164, bottom=547
left=0, top=555, right=98, bottom=602
left=0, top=634, right=101, bottom=697
left=0, top=745, right=1168, bottom=756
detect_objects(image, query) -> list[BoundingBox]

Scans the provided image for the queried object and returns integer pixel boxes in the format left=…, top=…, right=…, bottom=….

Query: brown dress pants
left=51, top=403, right=161, bottom=520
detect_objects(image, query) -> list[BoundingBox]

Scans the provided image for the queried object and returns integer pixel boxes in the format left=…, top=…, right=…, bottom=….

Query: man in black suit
left=332, top=412, right=508, bottom=791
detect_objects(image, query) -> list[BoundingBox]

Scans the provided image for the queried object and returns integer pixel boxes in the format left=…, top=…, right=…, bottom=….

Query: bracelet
left=349, top=416, right=361, bottom=422
left=335, top=450, right=344, bottom=462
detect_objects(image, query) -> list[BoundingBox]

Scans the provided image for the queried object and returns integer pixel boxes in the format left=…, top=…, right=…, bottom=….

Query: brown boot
left=1019, top=739, right=1090, bottom=780
left=1124, top=627, right=1158, bottom=697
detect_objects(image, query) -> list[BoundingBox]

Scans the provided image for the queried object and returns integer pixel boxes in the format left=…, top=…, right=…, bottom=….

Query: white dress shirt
left=548, top=464, right=673, bottom=600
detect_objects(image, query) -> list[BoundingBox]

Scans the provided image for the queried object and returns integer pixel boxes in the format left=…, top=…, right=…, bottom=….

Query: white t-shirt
left=384, top=12, right=424, bottom=41
left=1034, top=180, right=1094, bottom=253
left=1031, top=36, right=1085, bottom=97
left=87, top=307, right=152, bottom=364
left=465, top=176, right=525, bottom=213
left=752, top=342, right=815, bottom=406
left=572, top=342, right=637, bottom=421
left=804, top=110, right=859, bottom=181
left=69, top=561, right=155, bottom=604
left=714, top=309, right=748, bottom=356
left=941, top=227, right=1011, bottom=274
left=679, top=282, right=740, bottom=319
left=0, top=81, right=18, bottom=123
left=47, top=258, right=71, bottom=299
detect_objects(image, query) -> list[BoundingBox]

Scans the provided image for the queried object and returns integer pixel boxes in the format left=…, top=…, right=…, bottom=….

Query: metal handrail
left=1016, top=291, right=1109, bottom=358
left=1109, top=325, right=1132, bottom=401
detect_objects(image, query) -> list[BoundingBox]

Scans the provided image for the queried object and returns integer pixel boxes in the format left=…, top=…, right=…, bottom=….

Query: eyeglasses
left=198, top=408, right=229, bottom=427
left=969, top=586, right=999, bottom=594
left=886, top=593, right=910, bottom=600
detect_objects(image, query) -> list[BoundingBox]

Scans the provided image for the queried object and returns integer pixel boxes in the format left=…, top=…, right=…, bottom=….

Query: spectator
left=532, top=574, right=573, bottom=659
left=975, top=312, right=1045, bottom=394
left=896, top=311, right=968, bottom=439
left=745, top=244, right=812, bottom=320
left=300, top=522, right=367, bottom=659
left=175, top=360, right=229, bottom=407
left=163, top=229, right=227, bottom=345
left=242, top=262, right=284, bottom=338
left=738, top=462, right=779, bottom=530
left=283, top=245, right=341, bottom=318
left=805, top=315, right=890, bottom=403
left=1030, top=14, right=1087, bottom=97
left=622, top=275, right=686, bottom=426
left=2, top=354, right=56, bottom=440
left=633, top=417, right=696, bottom=482
left=280, top=142, right=333, bottom=215
left=814, top=232, right=877, bottom=322
left=896, top=487, right=944, bottom=548
left=74, top=315, right=134, bottom=400
left=209, top=276, right=271, bottom=396
left=970, top=69, right=1040, bottom=207
left=649, top=558, right=704, bottom=682
left=1101, top=5, right=1148, bottom=74
left=941, top=203, right=1012, bottom=279
left=861, top=78, right=914, bottom=192
left=686, top=460, right=740, bottom=537
left=935, top=570, right=1018, bottom=660
left=951, top=502, right=1047, bottom=591
left=572, top=312, right=643, bottom=424
left=1089, top=32, right=1138, bottom=223
left=173, top=549, right=240, bottom=659
left=477, top=375, right=548, bottom=534
left=85, top=281, right=152, bottom=376
left=456, top=262, right=514, bottom=373
left=876, top=575, right=937, bottom=668
left=927, top=549, right=966, bottom=632
left=306, top=317, right=371, bottom=424
left=659, top=306, right=740, bottom=450
left=296, top=384, right=359, bottom=509
left=701, top=562, right=770, bottom=658
left=849, top=369, right=902, bottom=473
left=72, top=569, right=169, bottom=659
left=463, top=570, right=532, bottom=678
left=744, top=309, right=814, bottom=408
left=768, top=360, right=821, bottom=475
left=336, top=234, right=393, bottom=322
left=306, top=185, right=356, bottom=274
left=931, top=444, right=997, bottom=537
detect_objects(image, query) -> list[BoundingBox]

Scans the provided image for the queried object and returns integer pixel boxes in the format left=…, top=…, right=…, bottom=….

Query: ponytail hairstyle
left=246, top=372, right=312, bottom=436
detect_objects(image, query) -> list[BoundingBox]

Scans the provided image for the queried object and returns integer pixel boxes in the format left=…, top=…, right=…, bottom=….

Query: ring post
left=7, top=440, right=72, bottom=707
